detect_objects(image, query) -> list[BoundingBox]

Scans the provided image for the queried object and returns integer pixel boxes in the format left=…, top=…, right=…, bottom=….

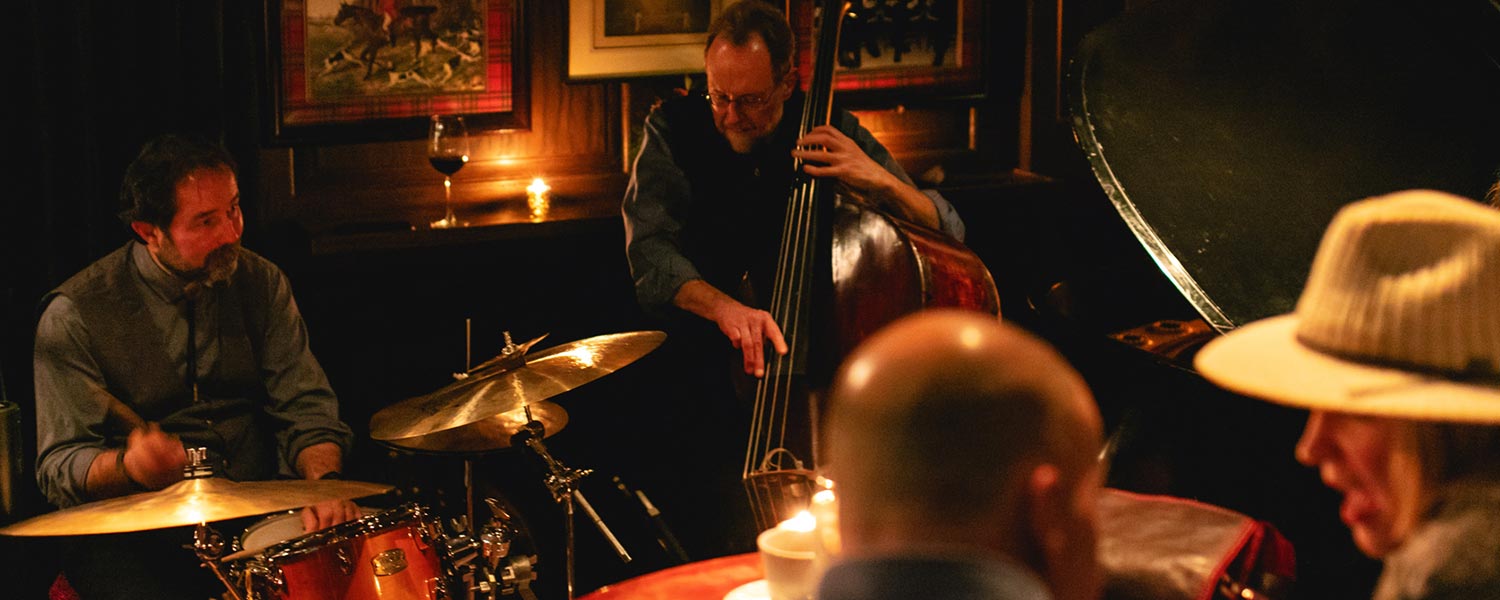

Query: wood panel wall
left=260, top=0, right=625, bottom=244
left=255, top=0, right=1026, bottom=254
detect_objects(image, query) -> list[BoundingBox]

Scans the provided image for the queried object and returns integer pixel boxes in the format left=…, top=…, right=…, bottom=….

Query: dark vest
left=43, top=243, right=278, bottom=481
left=657, top=92, right=807, bottom=303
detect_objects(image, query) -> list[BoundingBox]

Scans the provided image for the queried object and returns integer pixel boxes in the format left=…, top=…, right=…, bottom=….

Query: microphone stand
left=511, top=416, right=631, bottom=600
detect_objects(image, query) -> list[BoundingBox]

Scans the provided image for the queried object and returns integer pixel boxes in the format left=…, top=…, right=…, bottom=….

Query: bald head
left=825, top=310, right=1103, bottom=562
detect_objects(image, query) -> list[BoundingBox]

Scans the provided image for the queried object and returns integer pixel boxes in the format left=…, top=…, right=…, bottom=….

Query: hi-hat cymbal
left=370, top=331, right=665, bottom=449
left=0, top=477, right=392, bottom=537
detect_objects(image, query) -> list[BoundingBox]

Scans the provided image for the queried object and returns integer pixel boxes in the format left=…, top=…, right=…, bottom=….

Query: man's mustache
left=199, top=242, right=241, bottom=284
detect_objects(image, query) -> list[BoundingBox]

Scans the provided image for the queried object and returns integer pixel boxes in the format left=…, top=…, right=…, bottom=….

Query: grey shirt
left=34, top=242, right=352, bottom=507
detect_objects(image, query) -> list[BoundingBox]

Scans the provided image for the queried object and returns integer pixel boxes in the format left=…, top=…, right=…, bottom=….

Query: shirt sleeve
left=253, top=267, right=354, bottom=478
left=622, top=109, right=705, bottom=315
left=33, top=295, right=111, bottom=508
left=837, top=111, right=967, bottom=242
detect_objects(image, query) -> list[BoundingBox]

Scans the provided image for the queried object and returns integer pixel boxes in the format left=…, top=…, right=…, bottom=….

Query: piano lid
left=1068, top=0, right=1500, bottom=332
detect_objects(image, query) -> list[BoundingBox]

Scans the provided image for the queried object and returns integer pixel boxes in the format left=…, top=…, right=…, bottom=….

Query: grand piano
left=1018, top=0, right=1500, bottom=597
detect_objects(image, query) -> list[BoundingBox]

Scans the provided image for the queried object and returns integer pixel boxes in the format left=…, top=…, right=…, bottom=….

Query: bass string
left=744, top=0, right=847, bottom=478
left=746, top=177, right=819, bottom=472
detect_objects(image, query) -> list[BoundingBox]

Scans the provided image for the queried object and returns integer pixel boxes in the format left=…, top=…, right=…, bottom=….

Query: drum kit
left=0, top=330, right=668, bottom=600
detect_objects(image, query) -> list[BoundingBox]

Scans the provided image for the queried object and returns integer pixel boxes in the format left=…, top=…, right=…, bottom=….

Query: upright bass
left=741, top=0, right=1000, bottom=532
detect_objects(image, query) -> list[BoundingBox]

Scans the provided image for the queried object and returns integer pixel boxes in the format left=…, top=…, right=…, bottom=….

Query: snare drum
left=232, top=504, right=447, bottom=600
left=236, top=507, right=380, bottom=557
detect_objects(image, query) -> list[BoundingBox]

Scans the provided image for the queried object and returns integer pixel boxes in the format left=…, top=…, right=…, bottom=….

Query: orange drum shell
left=273, top=524, right=442, bottom=600
left=247, top=505, right=444, bottom=600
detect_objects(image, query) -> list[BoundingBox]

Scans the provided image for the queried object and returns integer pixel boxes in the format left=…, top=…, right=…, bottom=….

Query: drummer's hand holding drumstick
left=296, top=441, right=361, bottom=533
left=121, top=423, right=190, bottom=489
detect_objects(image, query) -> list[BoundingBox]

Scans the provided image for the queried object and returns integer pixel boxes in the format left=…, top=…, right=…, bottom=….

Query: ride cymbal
left=369, top=331, right=665, bottom=450
left=379, top=401, right=570, bottom=453
left=0, top=477, right=392, bottom=537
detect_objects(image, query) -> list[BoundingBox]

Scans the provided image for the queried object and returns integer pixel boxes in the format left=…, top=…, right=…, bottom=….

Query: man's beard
left=725, top=130, right=761, bottom=154
left=199, top=243, right=241, bottom=284
left=162, top=241, right=241, bottom=286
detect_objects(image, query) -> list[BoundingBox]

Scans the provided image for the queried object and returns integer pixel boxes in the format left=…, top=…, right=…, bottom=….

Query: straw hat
left=1194, top=189, right=1500, bottom=423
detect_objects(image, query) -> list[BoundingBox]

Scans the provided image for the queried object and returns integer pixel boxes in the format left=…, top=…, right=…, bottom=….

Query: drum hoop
left=255, top=502, right=432, bottom=564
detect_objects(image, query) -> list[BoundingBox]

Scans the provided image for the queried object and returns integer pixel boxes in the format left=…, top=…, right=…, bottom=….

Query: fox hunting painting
left=270, top=0, right=527, bottom=143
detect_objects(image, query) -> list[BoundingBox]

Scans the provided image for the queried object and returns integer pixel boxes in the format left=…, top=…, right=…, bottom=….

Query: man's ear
left=779, top=68, right=798, bottom=99
left=1025, top=463, right=1067, bottom=571
left=130, top=221, right=163, bottom=250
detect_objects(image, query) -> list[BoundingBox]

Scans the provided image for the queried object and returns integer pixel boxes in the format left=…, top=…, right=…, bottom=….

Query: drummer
left=32, top=133, right=359, bottom=598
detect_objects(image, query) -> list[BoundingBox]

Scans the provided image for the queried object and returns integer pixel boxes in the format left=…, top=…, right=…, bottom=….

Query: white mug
left=757, top=523, right=818, bottom=600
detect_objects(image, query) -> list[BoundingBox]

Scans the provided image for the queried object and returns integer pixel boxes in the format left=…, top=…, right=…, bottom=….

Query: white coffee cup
left=757, top=520, right=818, bottom=600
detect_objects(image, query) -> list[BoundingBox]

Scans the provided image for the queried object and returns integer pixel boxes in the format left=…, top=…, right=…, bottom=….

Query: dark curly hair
left=118, top=133, right=238, bottom=229
left=704, top=0, right=794, bottom=79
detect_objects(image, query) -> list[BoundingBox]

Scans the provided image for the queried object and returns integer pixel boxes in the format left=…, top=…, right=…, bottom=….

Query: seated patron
left=819, top=309, right=1105, bottom=600
left=1197, top=190, right=1500, bottom=599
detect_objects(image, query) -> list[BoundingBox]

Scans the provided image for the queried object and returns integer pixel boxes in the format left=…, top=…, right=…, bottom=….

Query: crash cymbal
left=370, top=331, right=665, bottom=447
left=380, top=401, right=569, bottom=453
left=0, top=477, right=392, bottom=537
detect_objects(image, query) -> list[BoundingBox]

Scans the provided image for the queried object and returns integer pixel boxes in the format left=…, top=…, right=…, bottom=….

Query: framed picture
left=789, top=0, right=983, bottom=99
left=267, top=0, right=529, bottom=144
left=568, top=0, right=741, bottom=80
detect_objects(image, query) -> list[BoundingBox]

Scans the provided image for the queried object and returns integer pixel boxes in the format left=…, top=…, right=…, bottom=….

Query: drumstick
left=88, top=382, right=147, bottom=431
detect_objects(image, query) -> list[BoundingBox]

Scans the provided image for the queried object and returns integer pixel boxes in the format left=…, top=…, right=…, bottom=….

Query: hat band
left=1294, top=330, right=1500, bottom=384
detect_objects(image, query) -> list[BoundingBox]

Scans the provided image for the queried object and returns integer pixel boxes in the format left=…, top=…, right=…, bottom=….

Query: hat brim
left=1195, top=315, right=1500, bottom=424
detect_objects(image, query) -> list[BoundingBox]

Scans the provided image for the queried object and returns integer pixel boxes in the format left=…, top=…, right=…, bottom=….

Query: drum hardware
left=437, top=498, right=540, bottom=600
left=369, top=330, right=666, bottom=599
left=512, top=417, right=631, bottom=600
left=613, top=476, right=689, bottom=565
left=193, top=520, right=245, bottom=600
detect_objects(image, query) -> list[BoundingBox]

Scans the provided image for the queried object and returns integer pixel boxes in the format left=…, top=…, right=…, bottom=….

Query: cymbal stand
left=194, top=523, right=245, bottom=600
left=511, top=417, right=631, bottom=600
left=176, top=448, right=244, bottom=600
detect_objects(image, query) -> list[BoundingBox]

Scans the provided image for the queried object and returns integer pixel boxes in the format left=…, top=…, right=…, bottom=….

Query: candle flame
left=780, top=510, right=817, bottom=533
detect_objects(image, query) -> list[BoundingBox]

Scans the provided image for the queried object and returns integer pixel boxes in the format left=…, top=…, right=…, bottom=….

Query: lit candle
left=526, top=177, right=550, bottom=222
left=759, top=511, right=819, bottom=600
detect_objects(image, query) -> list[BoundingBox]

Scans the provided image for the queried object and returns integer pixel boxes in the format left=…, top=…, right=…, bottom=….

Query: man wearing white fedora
left=1196, top=189, right=1500, bottom=599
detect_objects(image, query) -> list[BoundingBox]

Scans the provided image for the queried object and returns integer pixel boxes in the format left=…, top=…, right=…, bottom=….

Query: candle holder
left=757, top=511, right=819, bottom=600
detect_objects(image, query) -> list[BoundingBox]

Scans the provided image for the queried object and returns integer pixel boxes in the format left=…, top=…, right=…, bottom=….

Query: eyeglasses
left=706, top=81, right=783, bottom=111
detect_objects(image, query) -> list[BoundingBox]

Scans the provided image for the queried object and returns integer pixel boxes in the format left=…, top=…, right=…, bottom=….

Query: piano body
left=983, top=0, right=1500, bottom=597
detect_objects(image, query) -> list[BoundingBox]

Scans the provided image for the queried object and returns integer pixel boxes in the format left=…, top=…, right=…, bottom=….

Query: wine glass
left=428, top=114, right=470, bottom=229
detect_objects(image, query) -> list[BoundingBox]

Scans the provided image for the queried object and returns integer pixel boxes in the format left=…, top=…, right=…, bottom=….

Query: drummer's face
left=134, top=166, right=244, bottom=284
left=705, top=35, right=792, bottom=154
left=1295, top=410, right=1428, bottom=558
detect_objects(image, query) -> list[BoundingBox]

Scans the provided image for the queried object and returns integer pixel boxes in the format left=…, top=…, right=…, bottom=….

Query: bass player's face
left=705, top=34, right=792, bottom=154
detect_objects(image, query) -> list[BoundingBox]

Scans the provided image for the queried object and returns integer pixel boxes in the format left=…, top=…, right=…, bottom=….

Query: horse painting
left=333, top=2, right=438, bottom=80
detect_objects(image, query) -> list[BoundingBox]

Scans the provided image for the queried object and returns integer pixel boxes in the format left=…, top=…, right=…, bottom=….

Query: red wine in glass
left=429, top=154, right=468, bottom=176
left=428, top=114, right=470, bottom=228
